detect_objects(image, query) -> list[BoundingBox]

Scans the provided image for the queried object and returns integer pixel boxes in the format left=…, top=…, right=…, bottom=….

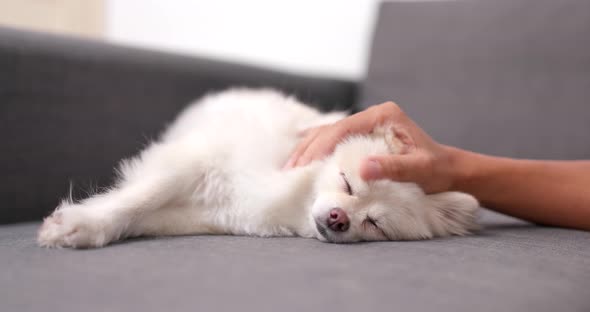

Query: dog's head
left=310, top=131, right=478, bottom=243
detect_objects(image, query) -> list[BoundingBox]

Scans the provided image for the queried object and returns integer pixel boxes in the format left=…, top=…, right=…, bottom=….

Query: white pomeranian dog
left=38, top=88, right=478, bottom=248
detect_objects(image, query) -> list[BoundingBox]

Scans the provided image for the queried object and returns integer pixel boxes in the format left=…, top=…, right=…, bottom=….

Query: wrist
left=442, top=145, right=476, bottom=192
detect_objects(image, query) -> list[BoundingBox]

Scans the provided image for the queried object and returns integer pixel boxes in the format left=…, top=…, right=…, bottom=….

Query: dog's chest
left=195, top=167, right=315, bottom=237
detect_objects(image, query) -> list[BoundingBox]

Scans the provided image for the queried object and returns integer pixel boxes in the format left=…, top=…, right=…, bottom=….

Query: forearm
left=448, top=147, right=590, bottom=231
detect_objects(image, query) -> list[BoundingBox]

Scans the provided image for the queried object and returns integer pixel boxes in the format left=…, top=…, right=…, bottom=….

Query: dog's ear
left=427, top=192, right=480, bottom=236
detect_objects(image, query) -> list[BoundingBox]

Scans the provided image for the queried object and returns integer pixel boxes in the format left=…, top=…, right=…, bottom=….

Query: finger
left=294, top=127, right=344, bottom=167
left=283, top=129, right=322, bottom=169
left=294, top=135, right=337, bottom=167
left=360, top=154, right=427, bottom=182
left=283, top=140, right=310, bottom=169
left=297, top=126, right=320, bottom=137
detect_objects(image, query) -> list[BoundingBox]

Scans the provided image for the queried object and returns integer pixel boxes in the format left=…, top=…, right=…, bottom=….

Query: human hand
left=283, top=102, right=387, bottom=169
left=284, top=101, right=459, bottom=194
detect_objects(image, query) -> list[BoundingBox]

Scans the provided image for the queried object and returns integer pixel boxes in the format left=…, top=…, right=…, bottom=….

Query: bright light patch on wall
left=106, top=0, right=380, bottom=79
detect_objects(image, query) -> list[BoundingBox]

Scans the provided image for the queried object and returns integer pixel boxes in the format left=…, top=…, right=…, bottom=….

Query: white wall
left=106, top=0, right=381, bottom=79
left=0, top=0, right=104, bottom=38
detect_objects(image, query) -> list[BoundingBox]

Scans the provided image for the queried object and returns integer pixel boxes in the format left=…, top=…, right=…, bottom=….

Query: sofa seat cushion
left=1, top=210, right=589, bottom=312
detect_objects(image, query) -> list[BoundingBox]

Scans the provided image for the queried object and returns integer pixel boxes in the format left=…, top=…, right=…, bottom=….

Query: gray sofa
left=1, top=1, right=589, bottom=311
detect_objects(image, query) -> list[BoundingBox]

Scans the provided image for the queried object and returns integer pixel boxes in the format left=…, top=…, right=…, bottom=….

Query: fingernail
left=283, top=157, right=295, bottom=170
left=363, top=160, right=382, bottom=179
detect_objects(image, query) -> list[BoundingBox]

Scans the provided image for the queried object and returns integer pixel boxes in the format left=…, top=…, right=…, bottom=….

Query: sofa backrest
left=362, top=0, right=590, bottom=159
left=0, top=27, right=356, bottom=224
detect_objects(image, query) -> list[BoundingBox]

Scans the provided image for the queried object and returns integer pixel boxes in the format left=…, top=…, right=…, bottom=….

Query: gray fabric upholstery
left=1, top=210, right=589, bottom=312
left=363, top=0, right=590, bottom=159
left=0, top=26, right=356, bottom=224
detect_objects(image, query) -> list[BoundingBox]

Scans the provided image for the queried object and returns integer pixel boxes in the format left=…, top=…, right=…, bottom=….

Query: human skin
left=284, top=102, right=590, bottom=231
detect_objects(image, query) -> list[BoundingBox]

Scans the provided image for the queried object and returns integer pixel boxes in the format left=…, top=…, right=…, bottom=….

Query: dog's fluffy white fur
left=38, top=88, right=478, bottom=248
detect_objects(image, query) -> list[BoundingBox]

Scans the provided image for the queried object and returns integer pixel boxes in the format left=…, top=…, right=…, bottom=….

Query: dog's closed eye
left=365, top=217, right=378, bottom=228
left=340, top=172, right=353, bottom=196
left=363, top=216, right=389, bottom=238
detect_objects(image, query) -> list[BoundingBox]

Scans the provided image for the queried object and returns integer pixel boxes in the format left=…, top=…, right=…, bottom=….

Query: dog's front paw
left=38, top=203, right=112, bottom=249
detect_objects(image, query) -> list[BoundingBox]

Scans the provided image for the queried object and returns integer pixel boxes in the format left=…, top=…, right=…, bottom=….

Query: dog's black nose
left=327, top=208, right=350, bottom=232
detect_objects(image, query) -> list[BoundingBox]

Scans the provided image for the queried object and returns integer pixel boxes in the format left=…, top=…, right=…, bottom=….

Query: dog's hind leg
left=37, top=141, right=220, bottom=248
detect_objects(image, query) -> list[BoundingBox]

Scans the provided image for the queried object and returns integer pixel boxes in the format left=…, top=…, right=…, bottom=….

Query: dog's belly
left=144, top=89, right=333, bottom=237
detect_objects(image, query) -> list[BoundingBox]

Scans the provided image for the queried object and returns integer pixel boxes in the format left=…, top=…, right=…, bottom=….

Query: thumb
left=360, top=154, right=424, bottom=182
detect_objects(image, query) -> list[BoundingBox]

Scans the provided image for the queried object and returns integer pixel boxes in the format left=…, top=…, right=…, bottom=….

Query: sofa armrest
left=0, top=27, right=358, bottom=224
